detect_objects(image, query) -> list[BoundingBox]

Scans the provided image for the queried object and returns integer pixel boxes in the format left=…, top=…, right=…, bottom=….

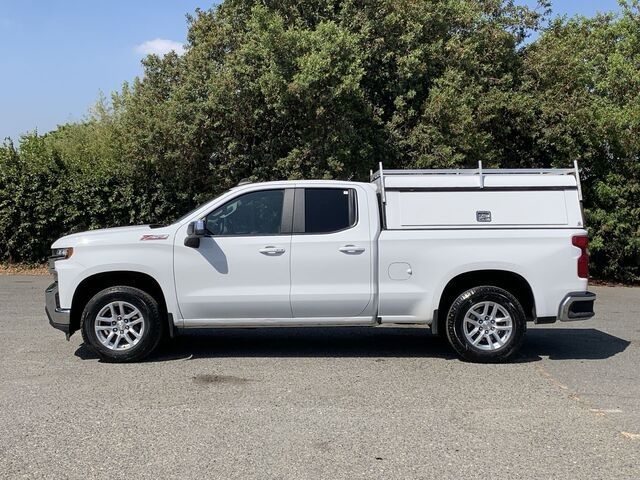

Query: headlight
left=51, top=247, right=74, bottom=259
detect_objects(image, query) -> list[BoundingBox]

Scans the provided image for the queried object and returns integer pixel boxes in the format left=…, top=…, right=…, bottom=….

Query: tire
left=445, top=286, right=526, bottom=363
left=80, top=286, right=164, bottom=362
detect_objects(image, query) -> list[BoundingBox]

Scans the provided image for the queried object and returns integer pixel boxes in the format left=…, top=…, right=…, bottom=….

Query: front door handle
left=259, top=246, right=286, bottom=255
left=339, top=244, right=365, bottom=254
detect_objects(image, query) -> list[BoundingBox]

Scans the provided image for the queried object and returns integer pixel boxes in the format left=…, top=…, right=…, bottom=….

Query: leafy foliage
left=1, top=0, right=638, bottom=281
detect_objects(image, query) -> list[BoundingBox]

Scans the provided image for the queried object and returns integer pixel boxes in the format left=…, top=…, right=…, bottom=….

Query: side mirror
left=185, top=219, right=206, bottom=248
left=187, top=219, right=206, bottom=236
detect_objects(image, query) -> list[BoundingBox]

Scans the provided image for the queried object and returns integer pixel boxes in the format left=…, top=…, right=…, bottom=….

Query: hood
left=51, top=225, right=173, bottom=249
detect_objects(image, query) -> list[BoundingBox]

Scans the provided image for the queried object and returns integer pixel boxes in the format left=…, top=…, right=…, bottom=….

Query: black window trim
left=200, top=187, right=295, bottom=237
left=292, top=187, right=359, bottom=235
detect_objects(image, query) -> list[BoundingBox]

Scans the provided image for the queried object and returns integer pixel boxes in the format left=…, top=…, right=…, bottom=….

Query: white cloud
left=135, top=38, right=185, bottom=56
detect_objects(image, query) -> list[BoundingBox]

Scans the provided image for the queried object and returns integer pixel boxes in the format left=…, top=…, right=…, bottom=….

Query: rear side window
left=304, top=188, right=356, bottom=234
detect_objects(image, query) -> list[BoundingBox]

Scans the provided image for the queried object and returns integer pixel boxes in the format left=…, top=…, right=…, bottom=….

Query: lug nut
left=124, top=319, right=128, bottom=324
left=111, top=321, right=116, bottom=326
left=112, top=327, right=117, bottom=332
left=125, top=326, right=129, bottom=330
left=120, top=330, right=124, bottom=334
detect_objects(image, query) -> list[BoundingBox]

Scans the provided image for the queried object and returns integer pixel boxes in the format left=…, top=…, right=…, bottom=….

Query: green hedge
left=1, top=1, right=639, bottom=282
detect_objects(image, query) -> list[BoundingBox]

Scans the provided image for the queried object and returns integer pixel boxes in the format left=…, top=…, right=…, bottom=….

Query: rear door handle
left=259, top=246, right=286, bottom=255
left=339, top=244, right=365, bottom=254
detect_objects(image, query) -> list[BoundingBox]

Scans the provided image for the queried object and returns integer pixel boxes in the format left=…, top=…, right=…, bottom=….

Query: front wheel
left=445, top=286, right=526, bottom=363
left=80, top=286, right=164, bottom=362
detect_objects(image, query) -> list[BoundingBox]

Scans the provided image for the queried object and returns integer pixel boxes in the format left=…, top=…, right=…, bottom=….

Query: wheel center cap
left=117, top=320, right=124, bottom=329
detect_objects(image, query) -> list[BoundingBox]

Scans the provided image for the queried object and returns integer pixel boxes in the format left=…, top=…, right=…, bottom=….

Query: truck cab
left=46, top=164, right=596, bottom=363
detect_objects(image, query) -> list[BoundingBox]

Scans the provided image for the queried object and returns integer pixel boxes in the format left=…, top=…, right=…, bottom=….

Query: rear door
left=289, top=186, right=374, bottom=320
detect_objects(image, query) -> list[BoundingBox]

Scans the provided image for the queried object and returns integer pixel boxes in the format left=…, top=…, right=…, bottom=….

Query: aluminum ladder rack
left=371, top=160, right=583, bottom=202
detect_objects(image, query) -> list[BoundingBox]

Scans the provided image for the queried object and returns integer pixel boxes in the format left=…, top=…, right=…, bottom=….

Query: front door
left=289, top=186, right=374, bottom=320
left=174, top=188, right=293, bottom=322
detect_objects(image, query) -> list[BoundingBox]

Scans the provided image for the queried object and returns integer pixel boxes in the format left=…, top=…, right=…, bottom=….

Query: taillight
left=572, top=235, right=589, bottom=279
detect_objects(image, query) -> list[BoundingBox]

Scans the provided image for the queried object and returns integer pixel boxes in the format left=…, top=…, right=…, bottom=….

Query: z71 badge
left=140, top=234, right=169, bottom=241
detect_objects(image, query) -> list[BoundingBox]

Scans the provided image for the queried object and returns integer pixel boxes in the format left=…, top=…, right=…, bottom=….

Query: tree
left=1, top=0, right=638, bottom=281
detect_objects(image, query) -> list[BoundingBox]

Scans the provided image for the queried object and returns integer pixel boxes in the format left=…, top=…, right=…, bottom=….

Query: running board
left=181, top=317, right=377, bottom=328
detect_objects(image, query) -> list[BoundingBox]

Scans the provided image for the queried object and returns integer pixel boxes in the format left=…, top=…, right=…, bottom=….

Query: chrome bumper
left=45, top=282, right=71, bottom=336
left=558, top=291, right=596, bottom=321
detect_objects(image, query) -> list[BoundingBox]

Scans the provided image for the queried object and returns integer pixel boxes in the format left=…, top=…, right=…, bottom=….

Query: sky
left=0, top=0, right=624, bottom=143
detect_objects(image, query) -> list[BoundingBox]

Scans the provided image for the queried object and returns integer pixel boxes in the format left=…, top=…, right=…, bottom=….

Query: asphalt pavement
left=1, top=275, right=638, bottom=479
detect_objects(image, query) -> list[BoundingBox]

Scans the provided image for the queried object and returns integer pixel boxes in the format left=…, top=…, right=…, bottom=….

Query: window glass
left=304, top=188, right=355, bottom=233
left=206, top=189, right=284, bottom=236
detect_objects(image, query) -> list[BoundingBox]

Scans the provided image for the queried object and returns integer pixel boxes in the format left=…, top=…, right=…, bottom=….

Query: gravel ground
left=1, top=276, right=639, bottom=479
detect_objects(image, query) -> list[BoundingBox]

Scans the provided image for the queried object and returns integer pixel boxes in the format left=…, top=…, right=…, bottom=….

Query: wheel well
left=70, top=271, right=169, bottom=335
left=436, top=270, right=536, bottom=331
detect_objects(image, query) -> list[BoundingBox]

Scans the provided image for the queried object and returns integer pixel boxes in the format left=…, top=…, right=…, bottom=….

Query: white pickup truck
left=46, top=164, right=595, bottom=363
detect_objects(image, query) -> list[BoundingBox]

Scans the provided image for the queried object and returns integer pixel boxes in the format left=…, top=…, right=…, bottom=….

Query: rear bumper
left=558, top=291, right=596, bottom=321
left=45, top=282, right=71, bottom=335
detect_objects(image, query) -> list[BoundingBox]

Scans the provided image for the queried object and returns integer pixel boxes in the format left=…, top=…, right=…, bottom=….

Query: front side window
left=206, top=189, right=284, bottom=236
left=304, top=188, right=356, bottom=233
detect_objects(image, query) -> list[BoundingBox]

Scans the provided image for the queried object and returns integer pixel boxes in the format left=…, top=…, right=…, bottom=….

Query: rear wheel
left=445, top=286, right=526, bottom=363
left=80, top=286, right=164, bottom=362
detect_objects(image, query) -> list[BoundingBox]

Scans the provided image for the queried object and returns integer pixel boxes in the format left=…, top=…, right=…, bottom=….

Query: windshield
left=171, top=200, right=212, bottom=225
left=149, top=188, right=245, bottom=228
left=152, top=193, right=224, bottom=228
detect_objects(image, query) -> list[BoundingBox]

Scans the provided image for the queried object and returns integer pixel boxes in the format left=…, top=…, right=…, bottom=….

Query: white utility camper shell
left=371, top=162, right=584, bottom=229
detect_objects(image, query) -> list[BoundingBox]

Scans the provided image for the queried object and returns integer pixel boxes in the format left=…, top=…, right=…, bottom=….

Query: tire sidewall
left=81, top=287, right=162, bottom=362
left=446, top=286, right=526, bottom=362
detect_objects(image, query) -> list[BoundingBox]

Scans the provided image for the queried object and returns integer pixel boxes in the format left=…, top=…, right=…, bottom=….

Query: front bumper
left=558, top=291, right=596, bottom=321
left=45, top=282, right=71, bottom=336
